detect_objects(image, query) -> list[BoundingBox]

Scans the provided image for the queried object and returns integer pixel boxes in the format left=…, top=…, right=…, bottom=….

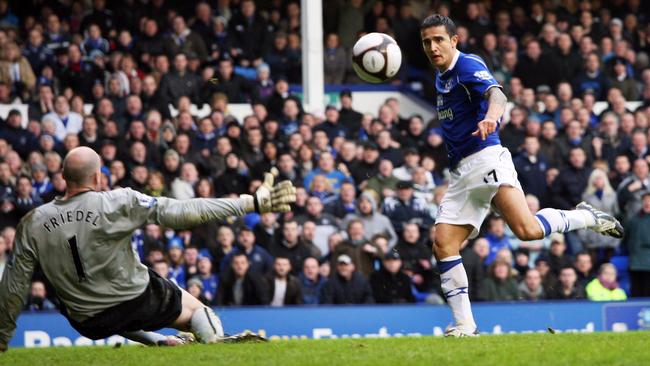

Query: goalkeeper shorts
left=61, top=268, right=183, bottom=340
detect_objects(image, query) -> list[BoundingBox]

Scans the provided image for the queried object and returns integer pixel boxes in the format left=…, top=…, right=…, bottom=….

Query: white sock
left=439, top=255, right=476, bottom=332
left=191, top=306, right=224, bottom=343
left=120, top=330, right=167, bottom=346
left=535, top=208, right=596, bottom=236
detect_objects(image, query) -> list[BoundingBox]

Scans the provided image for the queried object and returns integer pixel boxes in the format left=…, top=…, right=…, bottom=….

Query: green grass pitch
left=4, top=332, right=650, bottom=366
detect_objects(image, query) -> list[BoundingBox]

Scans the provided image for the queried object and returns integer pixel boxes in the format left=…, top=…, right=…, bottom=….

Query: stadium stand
left=0, top=0, right=649, bottom=310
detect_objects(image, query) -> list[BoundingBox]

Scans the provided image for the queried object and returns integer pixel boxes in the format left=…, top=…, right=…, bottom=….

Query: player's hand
left=243, top=169, right=296, bottom=213
left=472, top=118, right=498, bottom=141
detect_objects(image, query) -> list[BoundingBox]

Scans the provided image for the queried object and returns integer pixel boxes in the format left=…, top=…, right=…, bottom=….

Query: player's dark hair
left=420, top=14, right=457, bottom=36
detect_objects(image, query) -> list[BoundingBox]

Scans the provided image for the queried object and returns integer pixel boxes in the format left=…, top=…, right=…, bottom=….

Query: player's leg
left=493, top=186, right=623, bottom=240
left=170, top=288, right=224, bottom=343
left=120, top=330, right=188, bottom=346
left=492, top=186, right=545, bottom=240
left=433, top=222, right=477, bottom=335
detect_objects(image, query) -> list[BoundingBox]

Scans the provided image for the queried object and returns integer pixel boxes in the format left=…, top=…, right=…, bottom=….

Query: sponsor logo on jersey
left=437, top=108, right=454, bottom=121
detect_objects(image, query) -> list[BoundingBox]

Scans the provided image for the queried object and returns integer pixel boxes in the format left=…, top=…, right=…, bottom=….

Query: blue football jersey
left=435, top=51, right=503, bottom=169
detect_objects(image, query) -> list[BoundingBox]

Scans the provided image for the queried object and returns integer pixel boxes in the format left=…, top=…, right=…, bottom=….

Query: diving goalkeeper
left=0, top=147, right=296, bottom=351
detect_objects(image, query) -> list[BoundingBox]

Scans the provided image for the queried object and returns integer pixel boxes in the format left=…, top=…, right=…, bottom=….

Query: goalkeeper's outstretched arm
left=137, top=171, right=296, bottom=229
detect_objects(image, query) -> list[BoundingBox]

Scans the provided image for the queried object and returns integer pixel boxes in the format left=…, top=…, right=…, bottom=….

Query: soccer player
left=420, top=15, right=622, bottom=337
left=0, top=147, right=296, bottom=352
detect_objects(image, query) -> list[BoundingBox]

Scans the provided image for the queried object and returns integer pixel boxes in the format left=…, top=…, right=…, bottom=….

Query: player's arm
left=472, top=86, right=508, bottom=140
left=458, top=55, right=508, bottom=140
left=0, top=220, right=38, bottom=352
left=140, top=172, right=296, bottom=229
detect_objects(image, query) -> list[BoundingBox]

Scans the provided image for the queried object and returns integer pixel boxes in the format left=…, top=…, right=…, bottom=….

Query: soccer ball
left=352, top=33, right=402, bottom=83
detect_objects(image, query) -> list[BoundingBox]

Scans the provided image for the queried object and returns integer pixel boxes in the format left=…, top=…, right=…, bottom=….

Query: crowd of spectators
left=0, top=0, right=649, bottom=310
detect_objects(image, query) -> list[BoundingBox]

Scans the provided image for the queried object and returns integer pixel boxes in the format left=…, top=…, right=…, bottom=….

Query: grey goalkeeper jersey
left=0, top=188, right=247, bottom=344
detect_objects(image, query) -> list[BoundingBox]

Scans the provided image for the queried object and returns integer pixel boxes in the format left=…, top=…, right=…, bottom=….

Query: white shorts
left=436, top=145, right=522, bottom=239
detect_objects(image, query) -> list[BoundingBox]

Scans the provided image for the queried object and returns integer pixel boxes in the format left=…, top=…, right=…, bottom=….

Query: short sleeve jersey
left=435, top=50, right=503, bottom=169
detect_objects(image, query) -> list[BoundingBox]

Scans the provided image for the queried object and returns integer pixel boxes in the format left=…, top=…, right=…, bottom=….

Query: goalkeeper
left=0, top=147, right=296, bottom=351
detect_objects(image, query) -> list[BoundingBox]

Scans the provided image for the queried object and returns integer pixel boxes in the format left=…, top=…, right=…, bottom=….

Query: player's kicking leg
left=433, top=223, right=479, bottom=337
left=435, top=185, right=623, bottom=338
left=492, top=186, right=623, bottom=243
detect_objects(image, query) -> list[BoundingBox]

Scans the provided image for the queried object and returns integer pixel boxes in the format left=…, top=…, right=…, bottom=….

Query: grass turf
left=3, top=332, right=649, bottom=366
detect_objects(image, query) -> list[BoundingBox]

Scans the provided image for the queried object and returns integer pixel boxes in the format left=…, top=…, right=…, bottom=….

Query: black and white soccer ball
left=352, top=33, right=402, bottom=83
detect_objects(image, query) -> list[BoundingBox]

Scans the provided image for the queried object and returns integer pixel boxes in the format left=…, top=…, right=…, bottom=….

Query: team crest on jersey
left=473, top=70, right=492, bottom=81
left=443, top=79, right=454, bottom=93
left=138, top=195, right=158, bottom=208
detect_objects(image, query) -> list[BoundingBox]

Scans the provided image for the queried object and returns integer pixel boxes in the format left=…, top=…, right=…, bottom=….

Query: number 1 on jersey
left=67, top=235, right=87, bottom=282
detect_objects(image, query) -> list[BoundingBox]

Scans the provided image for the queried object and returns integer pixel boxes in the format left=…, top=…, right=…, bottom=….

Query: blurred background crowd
left=0, top=0, right=649, bottom=311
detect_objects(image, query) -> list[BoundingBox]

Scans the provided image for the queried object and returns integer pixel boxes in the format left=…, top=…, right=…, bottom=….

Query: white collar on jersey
left=440, top=49, right=460, bottom=75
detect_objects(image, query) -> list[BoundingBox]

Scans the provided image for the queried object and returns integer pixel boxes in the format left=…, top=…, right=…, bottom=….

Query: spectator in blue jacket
left=192, top=117, right=217, bottom=153
left=81, top=24, right=110, bottom=56
left=382, top=180, right=434, bottom=236
left=303, top=151, right=353, bottom=194
left=221, top=226, right=274, bottom=276
left=0, top=110, right=38, bottom=159
left=513, top=136, right=549, bottom=200
left=324, top=181, right=357, bottom=220
left=299, top=257, right=327, bottom=305
left=23, top=29, right=54, bottom=75
left=197, top=250, right=219, bottom=304
left=484, top=215, right=511, bottom=265
left=31, top=163, right=53, bottom=198
left=167, top=237, right=186, bottom=288
left=14, top=175, right=43, bottom=219
left=0, top=0, right=18, bottom=28
left=573, top=53, right=609, bottom=100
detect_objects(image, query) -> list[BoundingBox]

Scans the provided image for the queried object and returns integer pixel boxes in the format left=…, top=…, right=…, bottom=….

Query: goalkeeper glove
left=240, top=171, right=296, bottom=214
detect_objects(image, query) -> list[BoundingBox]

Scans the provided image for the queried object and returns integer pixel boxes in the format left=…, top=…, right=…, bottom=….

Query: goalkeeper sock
left=535, top=208, right=596, bottom=236
left=439, top=255, right=476, bottom=332
left=120, top=330, right=167, bottom=346
left=191, top=306, right=224, bottom=343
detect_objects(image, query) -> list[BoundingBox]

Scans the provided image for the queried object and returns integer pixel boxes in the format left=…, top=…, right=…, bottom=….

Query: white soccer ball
left=352, top=33, right=402, bottom=83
